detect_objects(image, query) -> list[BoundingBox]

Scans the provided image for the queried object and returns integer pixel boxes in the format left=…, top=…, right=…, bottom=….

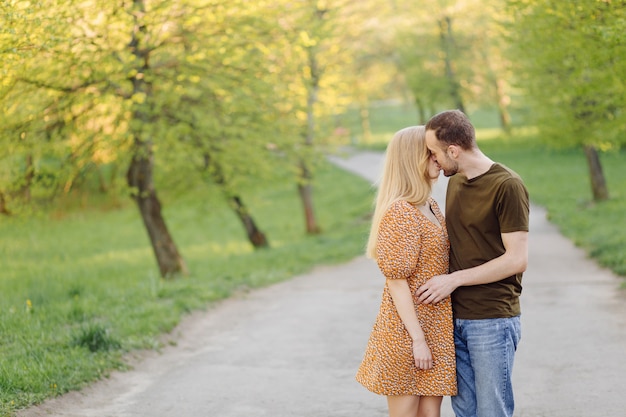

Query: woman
left=356, top=126, right=456, bottom=417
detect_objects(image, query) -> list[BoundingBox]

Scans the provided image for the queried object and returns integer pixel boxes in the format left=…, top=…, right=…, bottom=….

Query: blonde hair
left=366, top=126, right=432, bottom=259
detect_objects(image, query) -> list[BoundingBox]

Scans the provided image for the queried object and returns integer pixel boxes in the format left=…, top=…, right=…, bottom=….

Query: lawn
left=0, top=160, right=375, bottom=416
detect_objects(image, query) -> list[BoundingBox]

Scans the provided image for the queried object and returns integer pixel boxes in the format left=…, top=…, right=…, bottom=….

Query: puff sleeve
left=375, top=201, right=421, bottom=280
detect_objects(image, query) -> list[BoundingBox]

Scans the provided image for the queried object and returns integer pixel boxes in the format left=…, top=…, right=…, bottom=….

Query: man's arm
left=416, top=231, right=528, bottom=304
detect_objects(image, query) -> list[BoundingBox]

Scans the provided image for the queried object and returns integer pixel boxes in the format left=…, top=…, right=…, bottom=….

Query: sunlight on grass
left=475, top=128, right=505, bottom=141
left=367, top=132, right=392, bottom=145
left=83, top=247, right=154, bottom=264
left=0, top=161, right=373, bottom=415
left=183, top=241, right=255, bottom=258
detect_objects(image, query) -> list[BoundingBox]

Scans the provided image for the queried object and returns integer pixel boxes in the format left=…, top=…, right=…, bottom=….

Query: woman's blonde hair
left=366, top=126, right=432, bottom=259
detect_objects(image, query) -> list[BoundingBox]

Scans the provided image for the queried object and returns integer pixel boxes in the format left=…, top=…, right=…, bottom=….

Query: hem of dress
left=356, top=378, right=457, bottom=397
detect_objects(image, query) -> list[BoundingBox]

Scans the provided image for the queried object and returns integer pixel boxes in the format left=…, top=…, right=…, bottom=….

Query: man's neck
left=459, top=150, right=494, bottom=180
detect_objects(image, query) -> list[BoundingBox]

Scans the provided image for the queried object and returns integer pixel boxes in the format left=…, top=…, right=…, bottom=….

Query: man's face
left=425, top=129, right=458, bottom=177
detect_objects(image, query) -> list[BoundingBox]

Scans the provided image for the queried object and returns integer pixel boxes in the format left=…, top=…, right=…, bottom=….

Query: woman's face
left=427, top=153, right=441, bottom=181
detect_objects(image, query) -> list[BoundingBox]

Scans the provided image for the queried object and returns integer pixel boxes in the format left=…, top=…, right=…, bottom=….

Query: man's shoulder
left=492, top=163, right=524, bottom=182
left=485, top=164, right=528, bottom=193
left=449, top=164, right=525, bottom=188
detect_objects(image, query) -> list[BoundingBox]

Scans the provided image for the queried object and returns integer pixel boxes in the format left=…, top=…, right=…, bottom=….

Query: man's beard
left=442, top=162, right=458, bottom=177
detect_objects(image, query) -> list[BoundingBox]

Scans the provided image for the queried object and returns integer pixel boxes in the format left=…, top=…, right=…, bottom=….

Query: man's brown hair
left=425, top=109, right=476, bottom=150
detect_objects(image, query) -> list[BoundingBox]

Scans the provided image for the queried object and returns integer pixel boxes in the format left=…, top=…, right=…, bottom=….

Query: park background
left=1, top=1, right=624, bottom=416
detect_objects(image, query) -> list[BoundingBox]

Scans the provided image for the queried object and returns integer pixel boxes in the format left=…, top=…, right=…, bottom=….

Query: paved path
left=19, top=151, right=626, bottom=417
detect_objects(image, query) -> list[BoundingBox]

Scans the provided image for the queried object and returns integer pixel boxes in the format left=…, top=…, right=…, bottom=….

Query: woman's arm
left=376, top=201, right=432, bottom=369
left=387, top=278, right=433, bottom=370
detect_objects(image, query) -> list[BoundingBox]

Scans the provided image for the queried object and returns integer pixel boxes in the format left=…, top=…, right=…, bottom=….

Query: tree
left=395, top=27, right=450, bottom=123
left=0, top=0, right=62, bottom=214
left=124, top=0, right=188, bottom=277
left=1, top=0, right=301, bottom=271
left=360, top=0, right=514, bottom=132
left=273, top=0, right=355, bottom=234
left=462, top=0, right=515, bottom=132
left=150, top=0, right=293, bottom=249
left=506, top=0, right=626, bottom=201
left=391, top=1, right=483, bottom=120
left=331, top=0, right=399, bottom=142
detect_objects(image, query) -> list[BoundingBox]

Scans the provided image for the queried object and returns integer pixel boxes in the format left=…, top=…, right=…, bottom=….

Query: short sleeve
left=496, top=178, right=530, bottom=233
left=376, top=201, right=420, bottom=280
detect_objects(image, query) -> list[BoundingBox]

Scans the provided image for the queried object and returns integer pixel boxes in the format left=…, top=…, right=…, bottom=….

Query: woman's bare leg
left=417, top=396, right=443, bottom=417
left=387, top=395, right=420, bottom=417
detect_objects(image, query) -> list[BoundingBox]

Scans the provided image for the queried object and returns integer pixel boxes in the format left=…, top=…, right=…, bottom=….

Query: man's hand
left=415, top=273, right=457, bottom=304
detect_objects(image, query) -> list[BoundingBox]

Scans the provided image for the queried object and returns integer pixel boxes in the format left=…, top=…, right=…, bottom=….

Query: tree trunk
left=298, top=163, right=321, bottom=235
left=0, top=192, right=11, bottom=215
left=127, top=147, right=188, bottom=278
left=127, top=0, right=187, bottom=278
left=414, top=96, right=427, bottom=124
left=583, top=145, right=609, bottom=202
left=109, top=162, right=119, bottom=189
left=438, top=16, right=465, bottom=113
left=97, top=165, right=108, bottom=193
left=204, top=154, right=270, bottom=249
left=298, top=41, right=321, bottom=234
left=479, top=42, right=512, bottom=134
left=495, top=78, right=512, bottom=134
left=359, top=102, right=372, bottom=144
left=19, top=153, right=34, bottom=202
left=229, top=196, right=269, bottom=248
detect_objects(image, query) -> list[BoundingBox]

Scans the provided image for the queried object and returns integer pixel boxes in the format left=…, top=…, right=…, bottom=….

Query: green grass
left=0, top=161, right=374, bottom=416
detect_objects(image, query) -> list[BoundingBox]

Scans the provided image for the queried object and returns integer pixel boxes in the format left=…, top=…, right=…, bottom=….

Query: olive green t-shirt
left=446, top=163, right=529, bottom=319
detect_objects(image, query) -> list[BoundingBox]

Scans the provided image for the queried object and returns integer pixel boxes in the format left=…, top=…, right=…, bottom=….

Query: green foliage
left=391, top=0, right=514, bottom=126
left=0, top=0, right=300, bottom=215
left=395, top=27, right=448, bottom=113
left=505, top=0, right=626, bottom=149
left=0, top=161, right=373, bottom=415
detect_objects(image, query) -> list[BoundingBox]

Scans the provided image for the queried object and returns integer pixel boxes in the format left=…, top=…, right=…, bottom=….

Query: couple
left=356, top=110, right=530, bottom=417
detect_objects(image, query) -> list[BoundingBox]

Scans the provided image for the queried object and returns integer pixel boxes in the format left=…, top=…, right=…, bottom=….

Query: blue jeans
left=451, top=316, right=521, bottom=417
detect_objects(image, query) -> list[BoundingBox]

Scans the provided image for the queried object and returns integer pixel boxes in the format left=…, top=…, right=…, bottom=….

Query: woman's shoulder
left=383, top=200, right=418, bottom=221
left=388, top=199, right=415, bottom=211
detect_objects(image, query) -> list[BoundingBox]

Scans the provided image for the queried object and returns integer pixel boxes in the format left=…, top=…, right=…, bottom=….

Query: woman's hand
left=412, top=339, right=433, bottom=370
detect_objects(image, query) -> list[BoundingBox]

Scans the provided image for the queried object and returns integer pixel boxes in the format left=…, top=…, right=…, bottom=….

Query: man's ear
left=446, top=145, right=460, bottom=159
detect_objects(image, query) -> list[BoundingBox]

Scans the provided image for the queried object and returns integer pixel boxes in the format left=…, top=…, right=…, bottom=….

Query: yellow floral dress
left=356, top=199, right=456, bottom=396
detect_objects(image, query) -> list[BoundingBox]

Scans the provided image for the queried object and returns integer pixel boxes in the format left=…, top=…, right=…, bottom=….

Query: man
left=416, top=109, right=529, bottom=417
